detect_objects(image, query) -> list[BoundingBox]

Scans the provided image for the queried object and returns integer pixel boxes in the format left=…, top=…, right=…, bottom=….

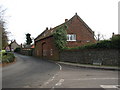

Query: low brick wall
left=60, top=49, right=119, bottom=66
left=20, top=48, right=35, bottom=56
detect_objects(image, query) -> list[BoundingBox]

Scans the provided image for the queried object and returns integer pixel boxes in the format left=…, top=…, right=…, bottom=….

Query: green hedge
left=2, top=52, right=15, bottom=63
left=14, top=47, right=21, bottom=52
left=65, top=35, right=120, bottom=50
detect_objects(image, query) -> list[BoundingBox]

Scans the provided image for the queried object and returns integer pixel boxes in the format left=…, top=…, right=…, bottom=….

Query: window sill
left=67, top=40, right=76, bottom=42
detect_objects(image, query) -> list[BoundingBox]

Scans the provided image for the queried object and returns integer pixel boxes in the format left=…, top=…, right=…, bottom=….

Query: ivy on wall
left=53, top=24, right=67, bottom=50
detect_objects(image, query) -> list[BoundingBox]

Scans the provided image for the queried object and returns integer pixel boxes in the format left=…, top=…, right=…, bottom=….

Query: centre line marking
left=100, top=85, right=120, bottom=88
left=55, top=79, right=64, bottom=86
left=69, top=78, right=119, bottom=81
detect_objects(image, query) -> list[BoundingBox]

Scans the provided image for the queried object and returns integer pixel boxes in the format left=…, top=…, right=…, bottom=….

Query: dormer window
left=67, top=34, right=76, bottom=41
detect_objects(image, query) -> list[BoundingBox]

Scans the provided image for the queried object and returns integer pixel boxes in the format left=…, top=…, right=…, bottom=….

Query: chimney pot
left=46, top=27, right=48, bottom=30
left=112, top=32, right=115, bottom=36
left=65, top=19, right=68, bottom=22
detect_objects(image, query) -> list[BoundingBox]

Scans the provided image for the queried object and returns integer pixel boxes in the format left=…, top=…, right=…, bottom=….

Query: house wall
left=66, top=16, right=96, bottom=48
left=34, top=14, right=96, bottom=60
left=60, top=49, right=119, bottom=66
left=35, top=36, right=59, bottom=60
left=11, top=43, right=20, bottom=51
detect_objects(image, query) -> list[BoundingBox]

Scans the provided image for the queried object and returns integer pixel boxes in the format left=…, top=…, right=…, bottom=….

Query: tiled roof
left=35, top=21, right=66, bottom=41
left=10, top=40, right=20, bottom=46
left=35, top=13, right=93, bottom=41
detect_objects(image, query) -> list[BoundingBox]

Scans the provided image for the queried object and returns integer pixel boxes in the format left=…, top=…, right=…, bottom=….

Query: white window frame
left=67, top=34, right=76, bottom=41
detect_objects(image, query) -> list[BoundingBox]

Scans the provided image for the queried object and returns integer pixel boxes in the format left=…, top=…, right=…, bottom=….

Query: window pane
left=70, top=35, right=72, bottom=40
left=67, top=35, right=69, bottom=40
left=67, top=34, right=76, bottom=41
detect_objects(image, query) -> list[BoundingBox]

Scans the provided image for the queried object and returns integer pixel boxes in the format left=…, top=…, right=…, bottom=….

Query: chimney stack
left=75, top=12, right=77, bottom=15
left=65, top=19, right=68, bottom=22
left=46, top=27, right=48, bottom=30
left=112, top=32, right=115, bottom=36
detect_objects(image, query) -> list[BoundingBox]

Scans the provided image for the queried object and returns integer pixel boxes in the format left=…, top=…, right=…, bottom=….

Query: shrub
left=89, top=40, right=112, bottom=49
left=14, top=47, right=21, bottom=52
left=2, top=52, right=15, bottom=63
left=65, top=38, right=119, bottom=50
left=111, top=35, right=120, bottom=49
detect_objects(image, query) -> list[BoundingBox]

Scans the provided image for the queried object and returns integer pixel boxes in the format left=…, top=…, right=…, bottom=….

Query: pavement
left=57, top=61, right=120, bottom=71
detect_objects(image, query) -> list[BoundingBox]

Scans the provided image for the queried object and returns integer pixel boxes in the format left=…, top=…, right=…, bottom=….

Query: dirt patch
left=0, top=58, right=16, bottom=67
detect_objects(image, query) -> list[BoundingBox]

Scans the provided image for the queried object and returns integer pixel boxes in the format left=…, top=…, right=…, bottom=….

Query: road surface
left=2, top=53, right=119, bottom=89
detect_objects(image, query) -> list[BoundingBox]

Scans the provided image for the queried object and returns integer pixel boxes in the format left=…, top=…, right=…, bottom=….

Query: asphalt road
left=2, top=53, right=60, bottom=88
left=2, top=53, right=119, bottom=90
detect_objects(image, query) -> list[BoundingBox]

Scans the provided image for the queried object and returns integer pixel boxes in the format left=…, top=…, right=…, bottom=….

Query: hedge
left=2, top=52, right=15, bottom=63
left=65, top=35, right=120, bottom=50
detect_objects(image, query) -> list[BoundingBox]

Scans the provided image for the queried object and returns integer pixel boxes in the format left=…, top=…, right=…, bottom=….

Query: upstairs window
left=67, top=34, right=76, bottom=41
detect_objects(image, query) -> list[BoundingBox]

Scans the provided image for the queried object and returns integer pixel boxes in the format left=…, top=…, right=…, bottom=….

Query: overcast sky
left=0, top=0, right=119, bottom=44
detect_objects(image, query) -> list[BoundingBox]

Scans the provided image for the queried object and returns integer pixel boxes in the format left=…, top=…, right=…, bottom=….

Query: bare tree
left=94, top=32, right=105, bottom=41
left=0, top=6, right=8, bottom=49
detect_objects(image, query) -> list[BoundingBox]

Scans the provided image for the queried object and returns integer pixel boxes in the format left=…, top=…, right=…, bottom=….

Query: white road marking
left=55, top=79, right=64, bottom=86
left=23, top=85, right=31, bottom=88
left=56, top=63, right=62, bottom=71
left=52, top=77, right=55, bottom=79
left=52, top=86, right=55, bottom=88
left=41, top=62, right=62, bottom=88
left=100, top=85, right=120, bottom=88
left=65, top=78, right=119, bottom=81
left=41, top=72, right=59, bottom=87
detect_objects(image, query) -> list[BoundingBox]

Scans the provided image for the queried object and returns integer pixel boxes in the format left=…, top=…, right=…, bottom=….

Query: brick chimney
left=46, top=27, right=48, bottom=30
left=65, top=19, right=68, bottom=22
left=75, top=12, right=77, bottom=15
left=112, top=32, right=115, bottom=36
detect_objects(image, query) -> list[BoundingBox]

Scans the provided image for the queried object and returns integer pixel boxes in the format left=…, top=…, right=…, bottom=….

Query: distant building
left=34, top=13, right=96, bottom=60
left=9, top=40, right=20, bottom=51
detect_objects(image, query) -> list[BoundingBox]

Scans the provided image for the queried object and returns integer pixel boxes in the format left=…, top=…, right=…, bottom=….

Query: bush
left=86, top=40, right=112, bottom=49
left=65, top=37, right=120, bottom=50
left=14, top=47, right=21, bottom=52
left=2, top=52, right=15, bottom=63
left=111, top=35, right=120, bottom=49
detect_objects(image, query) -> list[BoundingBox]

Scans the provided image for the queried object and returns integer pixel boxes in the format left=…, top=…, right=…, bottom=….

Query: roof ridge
left=35, top=13, right=94, bottom=41
left=76, top=15, right=93, bottom=34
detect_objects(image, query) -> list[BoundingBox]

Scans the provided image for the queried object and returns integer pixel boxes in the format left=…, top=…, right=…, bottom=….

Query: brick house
left=34, top=13, right=96, bottom=60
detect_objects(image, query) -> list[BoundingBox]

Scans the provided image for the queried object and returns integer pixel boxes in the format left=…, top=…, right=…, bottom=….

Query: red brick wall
left=35, top=15, right=96, bottom=60
left=35, top=36, right=59, bottom=60
left=66, top=16, right=96, bottom=48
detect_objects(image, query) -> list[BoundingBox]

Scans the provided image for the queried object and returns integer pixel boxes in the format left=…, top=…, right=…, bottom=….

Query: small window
left=67, top=34, right=76, bottom=41
left=86, top=40, right=90, bottom=42
left=50, top=49, right=53, bottom=56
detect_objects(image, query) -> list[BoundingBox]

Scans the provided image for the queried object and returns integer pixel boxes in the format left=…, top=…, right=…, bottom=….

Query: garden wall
left=20, top=48, right=35, bottom=56
left=60, top=49, right=119, bottom=66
